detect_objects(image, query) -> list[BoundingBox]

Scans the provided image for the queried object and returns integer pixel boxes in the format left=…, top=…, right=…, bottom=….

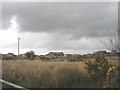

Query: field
left=2, top=56, right=119, bottom=88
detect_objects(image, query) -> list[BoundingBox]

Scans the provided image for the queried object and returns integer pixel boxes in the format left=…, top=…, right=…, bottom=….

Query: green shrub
left=85, top=55, right=118, bottom=88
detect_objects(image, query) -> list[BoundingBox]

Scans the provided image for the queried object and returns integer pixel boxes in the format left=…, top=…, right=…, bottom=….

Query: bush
left=85, top=55, right=118, bottom=88
left=25, top=51, right=35, bottom=60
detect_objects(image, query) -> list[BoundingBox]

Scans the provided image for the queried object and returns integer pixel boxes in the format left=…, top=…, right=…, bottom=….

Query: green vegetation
left=85, top=55, right=118, bottom=88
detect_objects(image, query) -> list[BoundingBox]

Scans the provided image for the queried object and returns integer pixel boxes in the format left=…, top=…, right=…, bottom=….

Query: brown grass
left=2, top=56, right=118, bottom=88
left=2, top=60, right=89, bottom=88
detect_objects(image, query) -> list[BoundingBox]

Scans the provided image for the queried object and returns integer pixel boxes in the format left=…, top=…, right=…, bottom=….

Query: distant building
left=45, top=52, right=64, bottom=59
left=93, top=51, right=108, bottom=55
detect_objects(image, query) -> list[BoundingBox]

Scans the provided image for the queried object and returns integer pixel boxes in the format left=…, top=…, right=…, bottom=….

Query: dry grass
left=2, top=56, right=118, bottom=88
left=2, top=60, right=89, bottom=88
left=106, top=56, right=118, bottom=66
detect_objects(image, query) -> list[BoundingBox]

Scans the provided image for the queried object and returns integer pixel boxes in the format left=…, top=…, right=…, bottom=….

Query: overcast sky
left=0, top=2, right=118, bottom=55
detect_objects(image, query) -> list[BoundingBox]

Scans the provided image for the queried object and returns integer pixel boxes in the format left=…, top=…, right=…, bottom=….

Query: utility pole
left=18, top=38, right=20, bottom=55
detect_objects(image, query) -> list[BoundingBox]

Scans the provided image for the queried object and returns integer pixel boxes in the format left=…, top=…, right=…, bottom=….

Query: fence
left=0, top=79, right=29, bottom=90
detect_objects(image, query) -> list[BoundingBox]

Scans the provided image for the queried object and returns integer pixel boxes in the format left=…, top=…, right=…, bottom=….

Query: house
left=45, top=52, right=64, bottom=59
left=93, top=51, right=108, bottom=55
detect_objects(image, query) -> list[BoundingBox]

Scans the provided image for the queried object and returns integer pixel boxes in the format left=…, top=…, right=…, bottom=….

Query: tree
left=25, top=50, right=35, bottom=60
left=107, top=38, right=119, bottom=52
left=100, top=30, right=120, bottom=53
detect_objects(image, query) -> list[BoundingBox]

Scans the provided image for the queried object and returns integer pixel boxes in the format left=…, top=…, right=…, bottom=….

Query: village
left=0, top=50, right=119, bottom=61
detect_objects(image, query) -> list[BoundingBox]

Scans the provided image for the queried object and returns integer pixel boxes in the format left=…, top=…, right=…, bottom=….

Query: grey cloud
left=18, top=32, right=104, bottom=52
left=2, top=2, right=118, bottom=39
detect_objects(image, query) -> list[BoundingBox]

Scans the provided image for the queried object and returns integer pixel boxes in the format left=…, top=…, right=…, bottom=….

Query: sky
left=0, top=2, right=118, bottom=55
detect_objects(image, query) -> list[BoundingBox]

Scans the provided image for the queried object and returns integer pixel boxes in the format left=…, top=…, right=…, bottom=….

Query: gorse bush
left=103, top=65, right=115, bottom=88
left=85, top=55, right=118, bottom=88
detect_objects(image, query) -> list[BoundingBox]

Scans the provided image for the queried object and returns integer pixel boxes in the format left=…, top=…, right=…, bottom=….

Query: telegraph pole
left=18, top=38, right=20, bottom=55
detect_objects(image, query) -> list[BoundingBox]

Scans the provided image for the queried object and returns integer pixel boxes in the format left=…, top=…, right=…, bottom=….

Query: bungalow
left=45, top=52, right=64, bottom=59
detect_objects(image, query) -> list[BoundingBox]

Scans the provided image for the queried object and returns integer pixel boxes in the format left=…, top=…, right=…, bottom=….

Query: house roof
left=46, top=52, right=64, bottom=56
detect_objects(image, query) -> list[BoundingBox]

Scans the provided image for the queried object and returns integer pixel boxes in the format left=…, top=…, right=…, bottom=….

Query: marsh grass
left=2, top=60, right=89, bottom=88
left=2, top=57, right=118, bottom=88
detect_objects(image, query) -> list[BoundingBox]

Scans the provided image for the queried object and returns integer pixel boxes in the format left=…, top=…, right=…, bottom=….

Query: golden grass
left=2, top=60, right=88, bottom=88
left=2, top=56, right=118, bottom=88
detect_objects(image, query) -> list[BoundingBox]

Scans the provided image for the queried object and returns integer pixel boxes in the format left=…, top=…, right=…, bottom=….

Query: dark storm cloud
left=2, top=2, right=118, bottom=38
